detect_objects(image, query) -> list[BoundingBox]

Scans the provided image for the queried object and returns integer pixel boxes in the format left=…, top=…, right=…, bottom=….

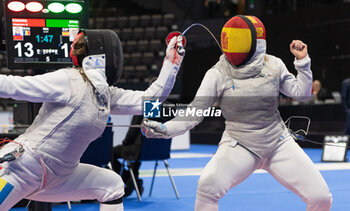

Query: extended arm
left=143, top=68, right=223, bottom=138
left=109, top=36, right=185, bottom=115
left=0, top=70, right=71, bottom=103
left=109, top=60, right=179, bottom=115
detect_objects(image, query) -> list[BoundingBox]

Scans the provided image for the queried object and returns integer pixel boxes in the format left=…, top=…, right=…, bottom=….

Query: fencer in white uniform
left=142, top=15, right=332, bottom=211
left=0, top=29, right=184, bottom=210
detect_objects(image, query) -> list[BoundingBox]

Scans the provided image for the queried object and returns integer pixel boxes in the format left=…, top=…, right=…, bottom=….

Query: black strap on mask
left=237, top=15, right=257, bottom=67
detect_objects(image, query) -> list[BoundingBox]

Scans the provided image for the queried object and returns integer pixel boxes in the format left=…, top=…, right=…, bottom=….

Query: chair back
left=138, top=137, right=172, bottom=161
left=80, top=123, right=113, bottom=167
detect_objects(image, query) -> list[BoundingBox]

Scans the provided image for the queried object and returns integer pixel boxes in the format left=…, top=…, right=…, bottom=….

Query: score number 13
left=14, top=42, right=34, bottom=57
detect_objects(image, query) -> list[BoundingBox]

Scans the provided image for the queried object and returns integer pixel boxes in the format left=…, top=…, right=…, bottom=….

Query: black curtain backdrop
left=181, top=46, right=222, bottom=102
left=261, top=3, right=350, bottom=93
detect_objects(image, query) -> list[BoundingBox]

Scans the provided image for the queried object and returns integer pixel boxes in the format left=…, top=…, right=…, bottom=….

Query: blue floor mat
left=10, top=145, right=350, bottom=211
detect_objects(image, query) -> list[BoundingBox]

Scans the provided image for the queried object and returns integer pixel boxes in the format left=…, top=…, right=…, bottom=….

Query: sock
left=100, top=203, right=123, bottom=211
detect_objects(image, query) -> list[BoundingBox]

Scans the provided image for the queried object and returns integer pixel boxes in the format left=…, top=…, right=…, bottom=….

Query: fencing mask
left=70, top=29, right=123, bottom=86
left=221, top=15, right=266, bottom=67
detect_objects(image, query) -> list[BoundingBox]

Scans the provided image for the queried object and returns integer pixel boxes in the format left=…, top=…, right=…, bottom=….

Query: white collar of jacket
left=82, top=54, right=107, bottom=81
left=221, top=39, right=266, bottom=79
left=82, top=54, right=109, bottom=95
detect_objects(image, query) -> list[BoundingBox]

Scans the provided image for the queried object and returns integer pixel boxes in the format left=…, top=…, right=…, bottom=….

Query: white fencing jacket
left=0, top=55, right=178, bottom=185
left=164, top=40, right=312, bottom=158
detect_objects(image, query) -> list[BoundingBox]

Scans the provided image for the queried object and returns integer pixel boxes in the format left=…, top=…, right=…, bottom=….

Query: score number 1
left=61, top=43, right=68, bottom=58
left=14, top=42, right=34, bottom=57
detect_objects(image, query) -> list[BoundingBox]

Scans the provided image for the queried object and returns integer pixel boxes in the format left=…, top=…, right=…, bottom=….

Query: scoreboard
left=11, top=18, right=79, bottom=65
left=3, top=0, right=88, bottom=70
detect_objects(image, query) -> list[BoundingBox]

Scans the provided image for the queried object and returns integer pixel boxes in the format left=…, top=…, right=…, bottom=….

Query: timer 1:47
left=36, top=35, right=54, bottom=43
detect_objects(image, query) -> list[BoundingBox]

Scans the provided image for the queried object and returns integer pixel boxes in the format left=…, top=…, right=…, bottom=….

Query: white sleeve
left=164, top=68, right=223, bottom=137
left=109, top=60, right=179, bottom=115
left=0, top=70, right=71, bottom=103
left=279, top=55, right=313, bottom=102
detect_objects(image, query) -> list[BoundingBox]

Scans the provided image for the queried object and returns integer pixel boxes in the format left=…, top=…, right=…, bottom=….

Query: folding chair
left=137, top=40, right=149, bottom=53
left=163, top=13, right=175, bottom=26
left=140, top=15, right=151, bottom=27
left=80, top=123, right=114, bottom=167
left=94, top=17, right=105, bottom=29
left=125, top=40, right=137, bottom=54
left=129, top=15, right=140, bottom=28
left=123, top=65, right=136, bottom=79
left=135, top=65, right=148, bottom=80
left=116, top=16, right=128, bottom=29
left=132, top=27, right=145, bottom=40
left=106, top=17, right=118, bottom=29
left=120, top=28, right=132, bottom=41
left=151, top=14, right=162, bottom=27
left=155, top=26, right=168, bottom=40
left=122, top=137, right=180, bottom=201
left=130, top=52, right=142, bottom=66
left=149, top=39, right=163, bottom=53
left=141, top=52, right=155, bottom=66
left=123, top=53, right=130, bottom=66
left=144, top=27, right=156, bottom=40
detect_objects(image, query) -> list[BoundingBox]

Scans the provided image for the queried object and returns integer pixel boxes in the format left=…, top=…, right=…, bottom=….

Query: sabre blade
left=106, top=124, right=142, bottom=128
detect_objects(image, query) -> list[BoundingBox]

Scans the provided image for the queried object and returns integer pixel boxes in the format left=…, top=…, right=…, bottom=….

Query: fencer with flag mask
left=0, top=29, right=185, bottom=210
left=142, top=15, right=332, bottom=211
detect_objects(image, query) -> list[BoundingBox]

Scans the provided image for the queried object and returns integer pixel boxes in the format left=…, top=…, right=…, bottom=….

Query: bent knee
left=197, top=173, right=228, bottom=203
left=99, top=170, right=125, bottom=202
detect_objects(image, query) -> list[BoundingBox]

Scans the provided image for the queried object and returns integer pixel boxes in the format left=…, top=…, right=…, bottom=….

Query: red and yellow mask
left=221, top=15, right=266, bottom=67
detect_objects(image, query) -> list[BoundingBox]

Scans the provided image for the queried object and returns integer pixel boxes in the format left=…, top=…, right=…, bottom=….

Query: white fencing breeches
left=195, top=137, right=332, bottom=211
left=0, top=149, right=124, bottom=210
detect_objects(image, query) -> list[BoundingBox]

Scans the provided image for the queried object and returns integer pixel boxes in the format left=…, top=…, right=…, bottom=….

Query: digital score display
left=3, top=0, right=88, bottom=70
left=11, top=18, right=79, bottom=65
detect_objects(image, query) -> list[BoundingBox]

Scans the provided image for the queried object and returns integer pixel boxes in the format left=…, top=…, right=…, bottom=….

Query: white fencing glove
left=141, top=118, right=168, bottom=138
left=164, top=36, right=185, bottom=66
